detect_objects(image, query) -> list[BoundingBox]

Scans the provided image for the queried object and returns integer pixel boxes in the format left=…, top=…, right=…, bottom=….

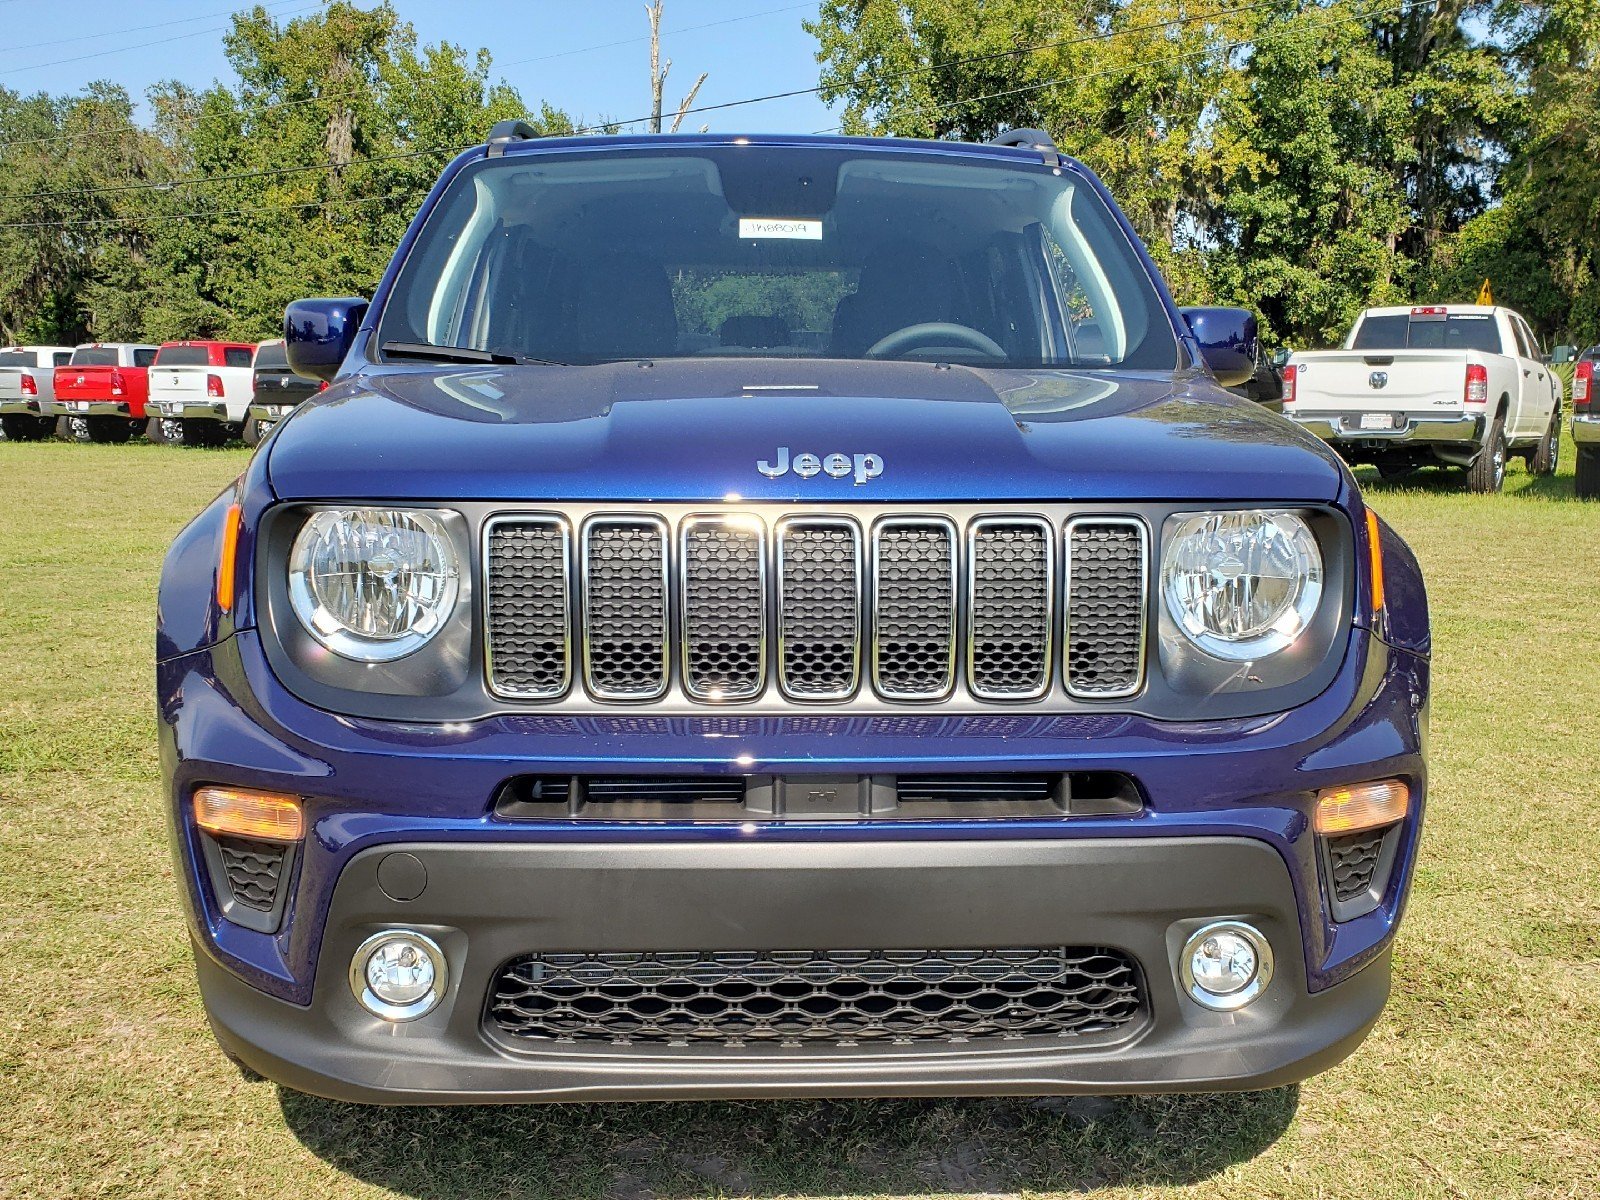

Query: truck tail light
left=206, top=373, right=225, bottom=398
left=110, top=369, right=124, bottom=396
left=1280, top=363, right=1296, bottom=405
left=18, top=373, right=36, bottom=396
left=1576, top=361, right=1592, bottom=411
left=1463, top=363, right=1488, bottom=405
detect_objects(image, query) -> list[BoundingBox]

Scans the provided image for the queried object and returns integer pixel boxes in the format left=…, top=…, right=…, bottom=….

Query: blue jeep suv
left=157, top=123, right=1429, bottom=1103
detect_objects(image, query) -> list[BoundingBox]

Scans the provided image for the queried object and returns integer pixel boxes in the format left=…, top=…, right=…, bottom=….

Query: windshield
left=376, top=146, right=1178, bottom=370
left=1352, top=313, right=1502, bottom=355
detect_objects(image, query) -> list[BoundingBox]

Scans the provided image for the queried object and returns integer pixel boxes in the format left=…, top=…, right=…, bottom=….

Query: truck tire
left=242, top=417, right=263, bottom=446
left=85, top=417, right=135, bottom=444
left=1466, top=414, right=1507, bottom=493
left=150, top=416, right=188, bottom=445
left=57, top=415, right=92, bottom=443
left=180, top=421, right=227, bottom=448
left=1528, top=406, right=1561, bottom=476
left=1577, top=447, right=1600, bottom=500
left=0, top=413, right=55, bottom=441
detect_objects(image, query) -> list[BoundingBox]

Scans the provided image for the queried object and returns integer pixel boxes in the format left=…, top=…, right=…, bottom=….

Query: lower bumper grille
left=216, top=836, right=287, bottom=912
left=1328, top=829, right=1387, bottom=902
left=488, top=947, right=1145, bottom=1048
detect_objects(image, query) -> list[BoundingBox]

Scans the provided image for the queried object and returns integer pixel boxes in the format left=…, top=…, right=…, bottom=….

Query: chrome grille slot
left=967, top=518, right=1053, bottom=700
left=484, top=517, right=571, bottom=699
left=872, top=519, right=956, bottom=700
left=581, top=517, right=669, bottom=700
left=1065, top=519, right=1147, bottom=698
left=777, top=518, right=861, bottom=700
left=680, top=517, right=766, bottom=700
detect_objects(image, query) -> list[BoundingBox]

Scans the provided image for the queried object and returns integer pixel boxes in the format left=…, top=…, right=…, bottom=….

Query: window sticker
left=738, top=217, right=823, bottom=241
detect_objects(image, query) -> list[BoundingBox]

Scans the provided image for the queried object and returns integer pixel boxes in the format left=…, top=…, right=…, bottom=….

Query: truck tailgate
left=54, top=366, right=118, bottom=402
left=1293, top=350, right=1470, bottom=415
left=149, top=365, right=212, bottom=400
left=0, top=368, right=27, bottom=401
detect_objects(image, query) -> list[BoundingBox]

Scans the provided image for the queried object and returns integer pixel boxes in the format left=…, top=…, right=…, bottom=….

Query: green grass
left=2, top=437, right=1598, bottom=1199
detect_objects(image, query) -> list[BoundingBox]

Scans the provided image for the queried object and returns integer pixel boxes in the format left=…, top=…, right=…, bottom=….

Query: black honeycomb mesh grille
left=1066, top=522, right=1146, bottom=697
left=969, top=522, right=1052, bottom=697
left=874, top=522, right=956, bottom=698
left=486, top=520, right=570, bottom=697
left=1329, top=829, right=1388, bottom=902
left=779, top=522, right=860, bottom=698
left=682, top=522, right=765, bottom=698
left=216, top=836, right=287, bottom=912
left=584, top=521, right=668, bottom=697
left=489, top=947, right=1145, bottom=1048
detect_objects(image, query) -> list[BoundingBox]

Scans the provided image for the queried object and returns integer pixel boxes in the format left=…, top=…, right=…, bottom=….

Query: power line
left=0, top=0, right=320, bottom=76
left=0, top=0, right=1438, bottom=227
left=3, top=1, right=309, bottom=56
left=497, top=2, right=815, bottom=69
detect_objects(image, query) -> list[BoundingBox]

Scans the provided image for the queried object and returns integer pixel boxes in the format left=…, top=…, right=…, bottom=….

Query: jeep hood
left=264, top=358, right=1348, bottom=504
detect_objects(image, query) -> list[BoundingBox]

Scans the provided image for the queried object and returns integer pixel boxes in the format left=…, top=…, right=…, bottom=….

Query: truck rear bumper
left=1288, top=412, right=1483, bottom=447
left=199, top=836, right=1390, bottom=1104
left=151, top=400, right=229, bottom=420
left=0, top=399, right=54, bottom=416
left=247, top=404, right=294, bottom=423
left=57, top=400, right=138, bottom=418
left=1572, top=414, right=1600, bottom=445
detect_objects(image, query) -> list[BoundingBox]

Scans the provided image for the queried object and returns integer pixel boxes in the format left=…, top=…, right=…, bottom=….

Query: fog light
left=350, top=930, right=447, bottom=1021
left=1179, top=921, right=1273, bottom=1011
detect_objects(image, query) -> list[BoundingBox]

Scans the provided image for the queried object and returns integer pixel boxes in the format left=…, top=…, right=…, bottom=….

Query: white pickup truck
left=145, top=340, right=257, bottom=447
left=1285, top=305, right=1564, bottom=492
left=0, top=345, right=75, bottom=440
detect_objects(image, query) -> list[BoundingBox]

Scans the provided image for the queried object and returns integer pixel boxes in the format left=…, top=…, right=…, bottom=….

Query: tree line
left=1, top=1, right=1595, bottom=351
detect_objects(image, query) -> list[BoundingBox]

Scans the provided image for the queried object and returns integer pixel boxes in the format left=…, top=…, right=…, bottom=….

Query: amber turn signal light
left=193, top=786, right=303, bottom=842
left=216, top=502, right=243, bottom=613
left=1365, top=508, right=1385, bottom=613
left=1314, top=779, right=1409, bottom=836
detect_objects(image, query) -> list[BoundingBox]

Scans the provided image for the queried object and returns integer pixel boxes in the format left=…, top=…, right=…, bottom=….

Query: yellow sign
left=1476, top=278, right=1493, bottom=305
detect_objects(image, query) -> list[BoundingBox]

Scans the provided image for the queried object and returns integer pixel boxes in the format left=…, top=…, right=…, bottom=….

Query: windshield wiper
left=379, top=340, right=564, bottom=366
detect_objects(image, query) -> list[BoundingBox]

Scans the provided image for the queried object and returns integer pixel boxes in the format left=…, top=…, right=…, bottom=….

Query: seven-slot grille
left=484, top=512, right=1147, bottom=704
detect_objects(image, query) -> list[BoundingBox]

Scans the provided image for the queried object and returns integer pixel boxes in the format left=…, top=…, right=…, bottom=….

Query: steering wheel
left=865, top=322, right=1007, bottom=361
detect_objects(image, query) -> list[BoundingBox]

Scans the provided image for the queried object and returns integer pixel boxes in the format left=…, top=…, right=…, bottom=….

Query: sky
left=0, top=0, right=839, bottom=134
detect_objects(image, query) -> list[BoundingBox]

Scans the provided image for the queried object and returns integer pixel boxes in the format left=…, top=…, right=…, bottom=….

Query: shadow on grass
left=1352, top=464, right=1576, bottom=500
left=282, top=1087, right=1298, bottom=1198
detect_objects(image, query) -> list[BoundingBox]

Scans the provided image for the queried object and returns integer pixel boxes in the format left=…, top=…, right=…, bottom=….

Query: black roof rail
left=486, top=119, right=540, bottom=158
left=988, top=127, right=1060, bottom=167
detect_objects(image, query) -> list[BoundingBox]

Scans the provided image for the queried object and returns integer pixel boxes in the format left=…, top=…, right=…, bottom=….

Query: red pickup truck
left=52, top=343, right=158, bottom=442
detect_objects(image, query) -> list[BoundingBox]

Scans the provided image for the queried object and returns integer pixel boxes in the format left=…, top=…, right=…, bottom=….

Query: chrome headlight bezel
left=1160, top=509, right=1325, bottom=662
left=287, top=508, right=463, bottom=663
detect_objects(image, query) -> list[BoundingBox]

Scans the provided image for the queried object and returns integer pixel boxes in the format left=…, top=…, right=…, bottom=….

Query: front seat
left=830, top=244, right=957, bottom=357
left=554, top=253, right=679, bottom=360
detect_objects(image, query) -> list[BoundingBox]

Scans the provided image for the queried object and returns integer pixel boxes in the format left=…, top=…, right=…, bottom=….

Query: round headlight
left=1161, top=510, right=1323, bottom=661
left=288, top=508, right=461, bottom=662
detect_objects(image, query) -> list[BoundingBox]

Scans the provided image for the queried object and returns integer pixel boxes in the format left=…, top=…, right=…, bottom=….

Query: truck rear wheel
left=1577, top=446, right=1600, bottom=500
left=180, top=420, right=227, bottom=448
left=57, top=415, right=92, bottom=443
left=1528, top=406, right=1561, bottom=476
left=1465, top=415, right=1507, bottom=493
left=0, top=413, right=55, bottom=441
left=85, top=417, right=135, bottom=444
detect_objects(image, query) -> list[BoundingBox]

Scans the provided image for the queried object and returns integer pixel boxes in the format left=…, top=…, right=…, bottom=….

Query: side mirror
left=285, top=297, right=369, bottom=381
left=1552, top=344, right=1575, bottom=365
left=1181, top=306, right=1259, bottom=388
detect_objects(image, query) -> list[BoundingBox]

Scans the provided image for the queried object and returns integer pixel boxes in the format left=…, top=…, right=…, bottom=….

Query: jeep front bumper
left=196, top=836, right=1391, bottom=1103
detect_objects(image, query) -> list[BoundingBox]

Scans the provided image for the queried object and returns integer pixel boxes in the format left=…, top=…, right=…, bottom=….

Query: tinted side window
left=1351, top=315, right=1408, bottom=349
left=134, top=349, right=157, bottom=367
left=53, top=351, right=72, bottom=367
left=224, top=348, right=252, bottom=368
left=1508, top=317, right=1532, bottom=359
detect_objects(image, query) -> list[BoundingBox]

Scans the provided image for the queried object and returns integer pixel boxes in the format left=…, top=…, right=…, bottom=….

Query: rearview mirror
left=285, top=297, right=370, bottom=382
left=1181, top=307, right=1259, bottom=388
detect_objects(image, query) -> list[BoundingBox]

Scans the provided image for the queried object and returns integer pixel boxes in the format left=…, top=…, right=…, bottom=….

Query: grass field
left=1, top=434, right=1597, bottom=1199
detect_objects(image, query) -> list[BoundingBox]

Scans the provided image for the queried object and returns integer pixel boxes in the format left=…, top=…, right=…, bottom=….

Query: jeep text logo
left=758, top=446, right=884, bottom=485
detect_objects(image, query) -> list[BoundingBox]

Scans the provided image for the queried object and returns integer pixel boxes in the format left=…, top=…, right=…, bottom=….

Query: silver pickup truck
left=1286, top=305, right=1564, bottom=492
